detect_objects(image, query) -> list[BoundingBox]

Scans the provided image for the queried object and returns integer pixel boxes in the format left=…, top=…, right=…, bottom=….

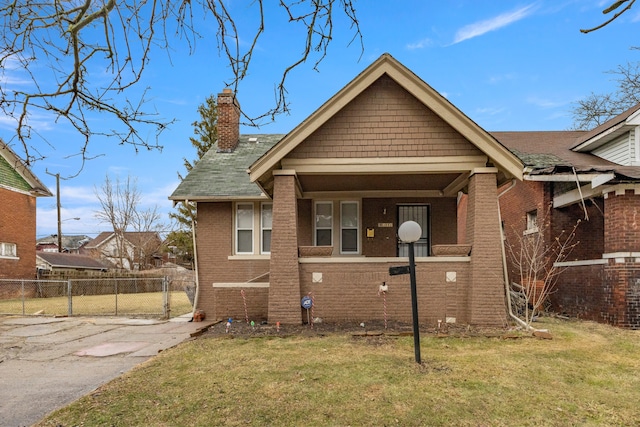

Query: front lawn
left=36, top=317, right=640, bottom=427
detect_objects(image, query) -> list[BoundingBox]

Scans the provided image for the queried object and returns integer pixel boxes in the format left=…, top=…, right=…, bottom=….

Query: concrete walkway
left=0, top=315, right=215, bottom=427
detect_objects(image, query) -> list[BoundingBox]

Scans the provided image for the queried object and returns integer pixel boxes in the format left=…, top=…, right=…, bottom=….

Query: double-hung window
left=0, top=242, right=17, bottom=258
left=236, top=203, right=254, bottom=254
left=261, top=203, right=272, bottom=254
left=340, top=201, right=359, bottom=254
left=525, top=210, right=539, bottom=234
left=315, top=202, right=333, bottom=246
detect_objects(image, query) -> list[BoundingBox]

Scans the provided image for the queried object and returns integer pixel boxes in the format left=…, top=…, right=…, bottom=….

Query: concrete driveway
left=0, top=315, right=214, bottom=427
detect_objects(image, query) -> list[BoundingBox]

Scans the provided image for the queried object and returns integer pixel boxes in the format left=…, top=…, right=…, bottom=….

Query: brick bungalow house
left=170, top=54, right=524, bottom=326
left=495, top=103, right=640, bottom=329
left=0, top=140, right=52, bottom=281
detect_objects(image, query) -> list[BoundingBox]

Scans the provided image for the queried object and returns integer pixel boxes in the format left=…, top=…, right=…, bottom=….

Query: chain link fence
left=0, top=277, right=194, bottom=318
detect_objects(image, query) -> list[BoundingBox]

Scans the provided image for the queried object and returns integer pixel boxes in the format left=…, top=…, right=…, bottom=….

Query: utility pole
left=56, top=173, right=61, bottom=252
left=46, top=171, right=63, bottom=253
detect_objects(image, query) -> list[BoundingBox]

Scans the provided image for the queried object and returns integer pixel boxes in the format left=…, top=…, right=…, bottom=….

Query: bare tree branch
left=571, top=49, right=640, bottom=130
left=581, top=0, right=636, bottom=34
left=0, top=0, right=363, bottom=167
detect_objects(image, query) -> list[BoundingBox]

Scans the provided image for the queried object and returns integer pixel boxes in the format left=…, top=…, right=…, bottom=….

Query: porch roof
left=169, top=134, right=283, bottom=201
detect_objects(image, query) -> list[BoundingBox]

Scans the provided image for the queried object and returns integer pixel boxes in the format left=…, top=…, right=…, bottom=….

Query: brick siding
left=466, top=172, right=507, bottom=326
left=552, top=264, right=606, bottom=321
left=194, top=202, right=270, bottom=320
left=269, top=174, right=302, bottom=324
left=217, top=89, right=240, bottom=152
left=0, top=187, right=37, bottom=280
left=362, top=197, right=458, bottom=257
left=299, top=261, right=470, bottom=324
left=604, top=190, right=640, bottom=253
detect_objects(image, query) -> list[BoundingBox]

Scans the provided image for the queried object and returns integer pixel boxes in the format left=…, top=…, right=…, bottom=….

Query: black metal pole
left=408, top=241, right=421, bottom=364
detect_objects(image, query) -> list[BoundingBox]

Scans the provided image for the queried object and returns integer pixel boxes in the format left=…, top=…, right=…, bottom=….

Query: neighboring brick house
left=495, top=103, right=640, bottom=329
left=170, top=54, right=524, bottom=326
left=83, top=231, right=163, bottom=270
left=0, top=141, right=52, bottom=280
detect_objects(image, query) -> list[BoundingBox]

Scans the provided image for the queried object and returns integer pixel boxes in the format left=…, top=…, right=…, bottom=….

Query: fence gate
left=0, top=277, right=178, bottom=318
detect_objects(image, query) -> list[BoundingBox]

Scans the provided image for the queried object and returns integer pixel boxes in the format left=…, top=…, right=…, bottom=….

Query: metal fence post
left=21, top=280, right=25, bottom=315
left=67, top=279, right=73, bottom=316
left=162, top=276, right=169, bottom=319
left=115, top=279, right=118, bottom=316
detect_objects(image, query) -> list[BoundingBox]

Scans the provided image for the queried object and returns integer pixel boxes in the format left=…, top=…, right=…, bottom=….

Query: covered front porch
left=260, top=163, right=509, bottom=326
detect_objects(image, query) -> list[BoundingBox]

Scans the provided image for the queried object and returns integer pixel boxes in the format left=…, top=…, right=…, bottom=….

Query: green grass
left=0, top=291, right=192, bottom=318
left=35, top=317, right=640, bottom=427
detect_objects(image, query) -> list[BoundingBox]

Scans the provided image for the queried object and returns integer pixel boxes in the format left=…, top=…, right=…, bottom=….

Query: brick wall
left=194, top=202, right=270, bottom=320
left=466, top=172, right=507, bottom=326
left=604, top=190, right=640, bottom=253
left=0, top=187, right=37, bottom=280
left=552, top=264, right=605, bottom=321
left=299, top=260, right=470, bottom=324
left=362, top=197, right=457, bottom=257
left=551, top=198, right=604, bottom=260
left=213, top=287, right=269, bottom=323
left=269, top=174, right=302, bottom=324
left=297, top=199, right=312, bottom=246
left=603, top=261, right=640, bottom=329
left=288, top=75, right=483, bottom=160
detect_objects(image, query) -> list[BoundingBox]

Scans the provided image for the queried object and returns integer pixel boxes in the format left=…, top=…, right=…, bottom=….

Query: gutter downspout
left=497, top=179, right=530, bottom=330
left=189, top=200, right=200, bottom=318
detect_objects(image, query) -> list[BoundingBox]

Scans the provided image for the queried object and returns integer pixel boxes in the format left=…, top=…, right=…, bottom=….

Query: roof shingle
left=169, top=134, right=284, bottom=201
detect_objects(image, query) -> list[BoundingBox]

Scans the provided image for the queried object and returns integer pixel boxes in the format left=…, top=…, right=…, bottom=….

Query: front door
left=397, top=204, right=430, bottom=257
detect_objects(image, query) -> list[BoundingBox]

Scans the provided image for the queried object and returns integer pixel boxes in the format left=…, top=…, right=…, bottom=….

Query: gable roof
left=249, top=53, right=523, bottom=185
left=85, top=231, right=162, bottom=249
left=37, top=252, right=108, bottom=270
left=169, top=134, right=283, bottom=201
left=36, top=235, right=92, bottom=251
left=494, top=129, right=640, bottom=181
left=572, top=103, right=640, bottom=152
left=0, top=140, right=52, bottom=196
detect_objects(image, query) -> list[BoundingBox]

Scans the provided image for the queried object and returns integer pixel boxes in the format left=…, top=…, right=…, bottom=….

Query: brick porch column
left=465, top=169, right=507, bottom=326
left=268, top=171, right=302, bottom=324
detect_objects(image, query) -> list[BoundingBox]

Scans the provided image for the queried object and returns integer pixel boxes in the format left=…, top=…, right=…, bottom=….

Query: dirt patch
left=198, top=318, right=521, bottom=340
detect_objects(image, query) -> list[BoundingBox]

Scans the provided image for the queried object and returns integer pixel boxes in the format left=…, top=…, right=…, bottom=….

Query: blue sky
left=2, top=0, right=638, bottom=239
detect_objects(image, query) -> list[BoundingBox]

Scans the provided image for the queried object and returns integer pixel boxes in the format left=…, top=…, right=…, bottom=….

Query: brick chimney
left=217, top=88, right=240, bottom=152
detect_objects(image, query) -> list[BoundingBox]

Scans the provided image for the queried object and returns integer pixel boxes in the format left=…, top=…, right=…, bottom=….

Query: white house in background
left=82, top=231, right=163, bottom=270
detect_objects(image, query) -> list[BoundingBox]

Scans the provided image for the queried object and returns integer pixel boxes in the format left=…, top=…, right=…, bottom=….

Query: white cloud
left=476, top=106, right=507, bottom=116
left=406, top=38, right=434, bottom=50
left=526, top=96, right=566, bottom=109
left=452, top=4, right=537, bottom=44
left=488, top=73, right=517, bottom=84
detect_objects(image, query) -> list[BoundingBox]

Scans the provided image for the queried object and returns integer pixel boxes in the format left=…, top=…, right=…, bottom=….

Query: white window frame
left=0, top=242, right=17, bottom=258
left=314, top=201, right=333, bottom=247
left=235, top=203, right=255, bottom=254
left=260, top=202, right=273, bottom=254
left=340, top=201, right=359, bottom=254
left=525, top=210, right=539, bottom=235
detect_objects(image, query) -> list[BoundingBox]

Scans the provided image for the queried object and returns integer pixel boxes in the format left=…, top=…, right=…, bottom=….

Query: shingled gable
left=249, top=53, right=523, bottom=194
left=0, top=140, right=52, bottom=196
